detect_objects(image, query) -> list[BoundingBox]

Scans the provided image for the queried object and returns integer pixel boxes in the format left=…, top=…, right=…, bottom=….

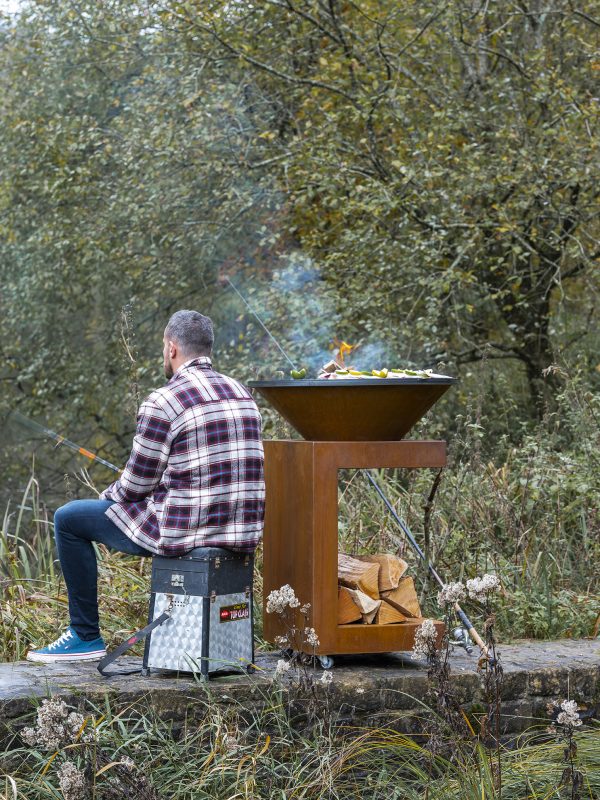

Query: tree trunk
left=513, top=295, right=560, bottom=417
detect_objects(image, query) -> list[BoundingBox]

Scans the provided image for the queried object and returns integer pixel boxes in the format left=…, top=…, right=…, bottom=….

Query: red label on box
left=219, top=602, right=250, bottom=623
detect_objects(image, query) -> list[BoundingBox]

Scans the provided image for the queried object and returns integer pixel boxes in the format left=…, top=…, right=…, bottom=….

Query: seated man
left=27, top=310, right=265, bottom=662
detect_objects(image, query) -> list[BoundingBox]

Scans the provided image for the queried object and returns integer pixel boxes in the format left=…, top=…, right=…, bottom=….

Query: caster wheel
left=246, top=664, right=257, bottom=675
left=318, top=655, right=334, bottom=670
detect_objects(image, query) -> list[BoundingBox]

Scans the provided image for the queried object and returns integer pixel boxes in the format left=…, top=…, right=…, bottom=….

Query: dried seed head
left=411, top=619, right=438, bottom=660
left=57, top=761, right=88, bottom=800
left=437, top=581, right=466, bottom=607
left=20, top=699, right=92, bottom=751
left=466, top=574, right=501, bottom=603
left=273, top=659, right=291, bottom=680
left=266, top=585, right=301, bottom=614
left=221, top=732, right=239, bottom=752
left=555, top=699, right=582, bottom=729
left=304, top=627, right=320, bottom=647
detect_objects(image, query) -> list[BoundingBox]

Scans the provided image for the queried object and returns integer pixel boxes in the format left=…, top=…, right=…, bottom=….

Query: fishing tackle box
left=142, top=546, right=254, bottom=679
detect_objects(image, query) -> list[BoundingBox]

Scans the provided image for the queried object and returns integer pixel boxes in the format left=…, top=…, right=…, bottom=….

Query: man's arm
left=100, top=397, right=172, bottom=503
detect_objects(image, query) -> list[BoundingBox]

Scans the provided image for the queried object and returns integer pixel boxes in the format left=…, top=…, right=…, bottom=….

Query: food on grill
left=337, top=553, right=422, bottom=626
left=317, top=359, right=451, bottom=380
left=290, top=368, right=307, bottom=379
left=320, top=359, right=340, bottom=375
left=289, top=359, right=450, bottom=380
left=321, top=367, right=451, bottom=380
left=286, top=337, right=451, bottom=380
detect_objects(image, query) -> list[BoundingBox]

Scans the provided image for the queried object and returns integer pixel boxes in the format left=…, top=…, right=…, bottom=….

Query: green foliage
left=0, top=0, right=284, bottom=503
left=170, top=0, right=600, bottom=409
left=1, top=0, right=598, bottom=468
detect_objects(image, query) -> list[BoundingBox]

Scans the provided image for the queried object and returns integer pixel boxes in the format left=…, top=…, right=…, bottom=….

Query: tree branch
left=183, top=16, right=359, bottom=105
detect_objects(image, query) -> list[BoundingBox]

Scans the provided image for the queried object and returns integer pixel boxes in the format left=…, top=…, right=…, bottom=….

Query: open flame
left=332, top=338, right=358, bottom=367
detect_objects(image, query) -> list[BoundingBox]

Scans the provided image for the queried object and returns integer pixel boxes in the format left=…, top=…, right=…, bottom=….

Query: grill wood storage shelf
left=262, top=440, right=446, bottom=659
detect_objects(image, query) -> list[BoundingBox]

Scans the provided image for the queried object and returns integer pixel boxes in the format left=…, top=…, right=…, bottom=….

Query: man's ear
left=169, top=340, right=177, bottom=358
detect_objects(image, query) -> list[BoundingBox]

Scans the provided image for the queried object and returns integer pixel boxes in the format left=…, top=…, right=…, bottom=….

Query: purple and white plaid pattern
left=100, top=357, right=265, bottom=555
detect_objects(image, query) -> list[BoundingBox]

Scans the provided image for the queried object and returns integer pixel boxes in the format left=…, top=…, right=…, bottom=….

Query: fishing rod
left=366, top=473, right=487, bottom=657
left=228, top=278, right=488, bottom=658
left=8, top=410, right=122, bottom=473
left=226, top=277, right=298, bottom=372
left=11, top=281, right=293, bottom=472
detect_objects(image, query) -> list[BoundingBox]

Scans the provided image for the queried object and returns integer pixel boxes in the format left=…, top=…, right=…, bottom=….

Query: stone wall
left=1, top=639, right=598, bottom=746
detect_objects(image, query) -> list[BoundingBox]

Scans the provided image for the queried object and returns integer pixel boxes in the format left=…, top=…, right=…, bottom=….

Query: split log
left=376, top=599, right=409, bottom=625
left=338, top=553, right=380, bottom=600
left=354, top=553, right=408, bottom=592
left=345, top=588, right=381, bottom=624
left=337, top=586, right=362, bottom=624
left=381, top=576, right=421, bottom=618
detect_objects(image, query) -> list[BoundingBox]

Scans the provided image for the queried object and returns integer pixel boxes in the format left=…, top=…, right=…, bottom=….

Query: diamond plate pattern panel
left=208, top=592, right=253, bottom=671
left=147, top=593, right=204, bottom=672
left=147, top=591, right=253, bottom=673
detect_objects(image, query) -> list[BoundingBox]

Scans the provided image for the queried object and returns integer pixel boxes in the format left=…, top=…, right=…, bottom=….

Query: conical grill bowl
left=249, top=378, right=455, bottom=441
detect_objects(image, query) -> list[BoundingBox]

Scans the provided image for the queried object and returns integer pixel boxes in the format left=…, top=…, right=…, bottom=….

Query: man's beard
left=164, top=358, right=174, bottom=380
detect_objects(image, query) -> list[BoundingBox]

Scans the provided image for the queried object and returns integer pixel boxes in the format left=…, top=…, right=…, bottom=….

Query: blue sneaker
left=26, top=627, right=106, bottom=663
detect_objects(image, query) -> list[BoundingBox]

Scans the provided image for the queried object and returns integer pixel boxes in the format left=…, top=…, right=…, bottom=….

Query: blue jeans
left=54, top=500, right=153, bottom=641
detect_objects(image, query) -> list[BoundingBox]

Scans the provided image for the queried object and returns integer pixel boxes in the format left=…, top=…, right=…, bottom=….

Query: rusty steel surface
left=262, top=440, right=446, bottom=656
left=249, top=378, right=456, bottom=441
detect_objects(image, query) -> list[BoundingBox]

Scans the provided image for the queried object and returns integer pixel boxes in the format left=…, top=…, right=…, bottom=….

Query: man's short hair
left=165, top=310, right=214, bottom=357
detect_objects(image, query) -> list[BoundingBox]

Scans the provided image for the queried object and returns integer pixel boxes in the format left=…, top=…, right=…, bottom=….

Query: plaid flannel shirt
left=100, top=357, right=265, bottom=556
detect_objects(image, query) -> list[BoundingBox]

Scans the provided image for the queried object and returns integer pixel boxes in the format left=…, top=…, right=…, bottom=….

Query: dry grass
left=1, top=693, right=599, bottom=799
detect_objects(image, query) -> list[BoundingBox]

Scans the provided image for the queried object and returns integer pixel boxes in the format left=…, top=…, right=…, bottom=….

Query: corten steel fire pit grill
left=250, top=377, right=456, bottom=665
left=249, top=378, right=454, bottom=441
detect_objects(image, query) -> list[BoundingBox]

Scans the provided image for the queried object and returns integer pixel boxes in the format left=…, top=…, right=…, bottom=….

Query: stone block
left=2, top=640, right=600, bottom=752
left=499, top=669, right=528, bottom=700
left=527, top=667, right=570, bottom=697
left=450, top=673, right=483, bottom=704
left=568, top=667, right=600, bottom=701
left=497, top=699, right=535, bottom=735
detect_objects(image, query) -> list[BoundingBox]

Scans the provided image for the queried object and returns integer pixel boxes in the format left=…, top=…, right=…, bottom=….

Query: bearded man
left=27, top=310, right=265, bottom=662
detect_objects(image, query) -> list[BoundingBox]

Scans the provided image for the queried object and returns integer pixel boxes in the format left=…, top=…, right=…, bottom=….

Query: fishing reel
left=449, top=626, right=473, bottom=654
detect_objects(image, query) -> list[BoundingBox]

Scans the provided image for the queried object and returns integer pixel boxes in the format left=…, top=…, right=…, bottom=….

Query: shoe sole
left=26, top=650, right=107, bottom=663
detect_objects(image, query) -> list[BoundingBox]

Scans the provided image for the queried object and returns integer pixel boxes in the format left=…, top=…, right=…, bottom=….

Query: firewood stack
left=337, top=553, right=422, bottom=625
